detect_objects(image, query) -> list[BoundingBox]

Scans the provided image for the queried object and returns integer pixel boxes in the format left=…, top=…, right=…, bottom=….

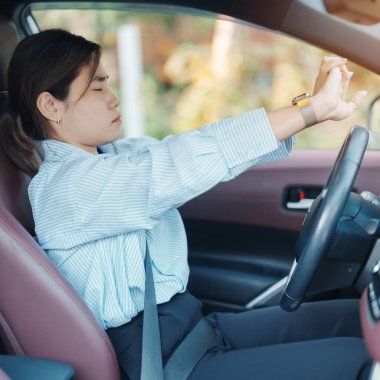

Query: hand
left=310, top=56, right=367, bottom=123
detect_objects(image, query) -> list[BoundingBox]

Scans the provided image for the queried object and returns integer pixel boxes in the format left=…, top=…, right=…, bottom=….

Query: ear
left=36, top=91, right=64, bottom=124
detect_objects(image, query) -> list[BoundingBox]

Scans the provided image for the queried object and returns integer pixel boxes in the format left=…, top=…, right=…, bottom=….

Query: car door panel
left=180, top=149, right=380, bottom=312
left=184, top=220, right=298, bottom=312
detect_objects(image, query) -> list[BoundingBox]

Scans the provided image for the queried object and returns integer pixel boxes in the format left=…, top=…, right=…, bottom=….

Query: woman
left=0, top=29, right=370, bottom=380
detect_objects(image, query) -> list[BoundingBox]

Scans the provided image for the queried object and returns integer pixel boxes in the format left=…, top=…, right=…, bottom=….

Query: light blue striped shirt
left=28, top=108, right=294, bottom=329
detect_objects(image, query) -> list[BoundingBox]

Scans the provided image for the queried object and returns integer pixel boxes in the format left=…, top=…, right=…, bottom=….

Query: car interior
left=2, top=0, right=380, bottom=379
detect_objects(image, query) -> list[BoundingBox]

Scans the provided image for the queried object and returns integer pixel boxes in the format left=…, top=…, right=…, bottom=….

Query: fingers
left=323, top=66, right=343, bottom=89
left=313, top=57, right=367, bottom=122
left=350, top=90, right=368, bottom=110
left=320, top=57, right=347, bottom=74
left=313, top=57, right=347, bottom=95
left=340, top=64, right=351, bottom=80
left=337, top=90, right=368, bottom=120
left=321, top=56, right=347, bottom=65
left=341, top=66, right=353, bottom=99
left=322, top=64, right=351, bottom=101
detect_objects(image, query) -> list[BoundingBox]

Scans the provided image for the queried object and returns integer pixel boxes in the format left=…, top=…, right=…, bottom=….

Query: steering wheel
left=280, top=125, right=369, bottom=312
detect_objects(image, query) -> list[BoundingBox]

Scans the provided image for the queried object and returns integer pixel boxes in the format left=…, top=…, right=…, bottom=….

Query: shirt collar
left=42, top=140, right=95, bottom=162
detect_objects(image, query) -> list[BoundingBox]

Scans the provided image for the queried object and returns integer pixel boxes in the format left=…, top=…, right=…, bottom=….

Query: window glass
left=31, top=6, right=380, bottom=148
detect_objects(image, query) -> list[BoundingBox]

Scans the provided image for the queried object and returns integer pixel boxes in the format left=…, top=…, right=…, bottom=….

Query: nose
left=109, top=90, right=120, bottom=109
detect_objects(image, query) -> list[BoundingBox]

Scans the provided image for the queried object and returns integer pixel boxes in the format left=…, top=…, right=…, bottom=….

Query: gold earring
left=56, top=118, right=62, bottom=126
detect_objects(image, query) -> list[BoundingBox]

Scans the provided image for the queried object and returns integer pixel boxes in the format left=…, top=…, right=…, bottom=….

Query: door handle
left=284, top=186, right=322, bottom=211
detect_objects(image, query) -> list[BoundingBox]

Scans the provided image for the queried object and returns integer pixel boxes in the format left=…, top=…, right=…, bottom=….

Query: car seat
left=0, top=16, right=121, bottom=380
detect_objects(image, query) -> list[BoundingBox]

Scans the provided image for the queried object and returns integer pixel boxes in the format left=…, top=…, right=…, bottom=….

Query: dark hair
left=0, top=29, right=101, bottom=176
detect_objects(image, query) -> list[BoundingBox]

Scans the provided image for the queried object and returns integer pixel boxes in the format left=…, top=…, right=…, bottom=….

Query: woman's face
left=53, top=62, right=121, bottom=153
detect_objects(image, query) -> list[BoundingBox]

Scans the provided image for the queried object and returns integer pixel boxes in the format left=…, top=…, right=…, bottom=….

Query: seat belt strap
left=164, top=317, right=215, bottom=380
left=140, top=241, right=215, bottom=380
left=140, top=243, right=164, bottom=380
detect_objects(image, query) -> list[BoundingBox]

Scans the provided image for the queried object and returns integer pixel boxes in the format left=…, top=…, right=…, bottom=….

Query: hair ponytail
left=0, top=109, right=40, bottom=177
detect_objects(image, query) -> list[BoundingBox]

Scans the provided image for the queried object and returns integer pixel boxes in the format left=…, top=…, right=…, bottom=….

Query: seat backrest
left=0, top=18, right=120, bottom=380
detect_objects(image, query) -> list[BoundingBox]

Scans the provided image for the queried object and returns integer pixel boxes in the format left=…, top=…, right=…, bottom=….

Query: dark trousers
left=107, top=292, right=371, bottom=380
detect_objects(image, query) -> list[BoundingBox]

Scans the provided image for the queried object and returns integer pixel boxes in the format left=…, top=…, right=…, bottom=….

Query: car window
left=31, top=5, right=380, bottom=148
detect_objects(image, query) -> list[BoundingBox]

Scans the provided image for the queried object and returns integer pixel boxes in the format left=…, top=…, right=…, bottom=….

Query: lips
left=112, top=114, right=121, bottom=124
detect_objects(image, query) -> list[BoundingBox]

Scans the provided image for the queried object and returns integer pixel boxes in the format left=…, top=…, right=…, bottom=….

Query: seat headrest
left=0, top=17, right=19, bottom=92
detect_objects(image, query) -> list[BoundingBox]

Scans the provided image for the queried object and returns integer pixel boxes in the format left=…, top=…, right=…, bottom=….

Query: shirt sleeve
left=63, top=108, right=294, bottom=238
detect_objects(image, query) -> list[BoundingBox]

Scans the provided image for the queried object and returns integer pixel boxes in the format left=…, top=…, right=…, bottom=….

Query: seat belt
left=140, top=243, right=164, bottom=380
left=163, top=317, right=215, bottom=380
left=141, top=241, right=216, bottom=380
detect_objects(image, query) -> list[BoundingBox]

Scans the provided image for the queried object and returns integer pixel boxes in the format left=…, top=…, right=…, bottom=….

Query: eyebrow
left=92, top=75, right=109, bottom=82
